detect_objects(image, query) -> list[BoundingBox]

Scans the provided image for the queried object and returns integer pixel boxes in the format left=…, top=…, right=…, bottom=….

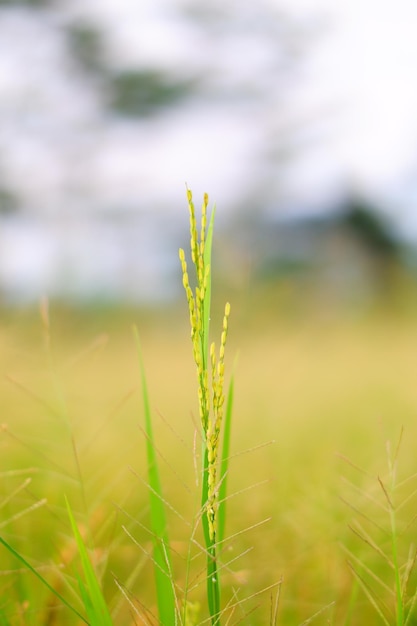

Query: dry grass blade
left=270, top=581, right=282, bottom=626
left=0, top=497, right=47, bottom=530
left=340, top=543, right=393, bottom=595
left=339, top=496, right=388, bottom=535
left=378, top=476, right=394, bottom=510
left=214, top=579, right=284, bottom=625
left=348, top=520, right=393, bottom=568
left=347, top=560, right=392, bottom=626
left=340, top=475, right=389, bottom=513
left=113, top=576, right=157, bottom=625
left=298, top=601, right=336, bottom=625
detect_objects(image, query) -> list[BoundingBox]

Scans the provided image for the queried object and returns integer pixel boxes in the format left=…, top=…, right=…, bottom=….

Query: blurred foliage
left=67, top=23, right=104, bottom=75
left=0, top=188, right=18, bottom=215
left=66, top=20, right=196, bottom=117
left=339, top=199, right=406, bottom=298
left=343, top=199, right=401, bottom=260
left=107, top=69, right=195, bottom=117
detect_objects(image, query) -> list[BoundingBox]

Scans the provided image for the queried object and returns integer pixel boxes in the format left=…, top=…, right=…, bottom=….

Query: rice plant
left=131, top=188, right=235, bottom=625
left=178, top=187, right=232, bottom=625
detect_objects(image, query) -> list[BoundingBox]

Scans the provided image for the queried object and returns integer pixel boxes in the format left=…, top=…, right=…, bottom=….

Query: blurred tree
left=67, top=23, right=105, bottom=75
left=107, top=69, right=195, bottom=117
left=341, top=199, right=405, bottom=296
left=66, top=19, right=197, bottom=117
left=0, top=188, right=18, bottom=215
left=343, top=200, right=400, bottom=259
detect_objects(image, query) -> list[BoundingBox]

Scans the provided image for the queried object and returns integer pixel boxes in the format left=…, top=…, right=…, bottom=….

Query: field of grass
left=1, top=293, right=417, bottom=625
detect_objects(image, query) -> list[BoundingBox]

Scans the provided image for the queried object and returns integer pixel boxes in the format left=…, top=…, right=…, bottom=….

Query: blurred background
left=1, top=0, right=417, bottom=310
left=2, top=4, right=417, bottom=622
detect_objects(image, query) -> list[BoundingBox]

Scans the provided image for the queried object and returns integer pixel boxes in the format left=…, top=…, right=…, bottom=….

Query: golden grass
left=1, top=304, right=417, bottom=624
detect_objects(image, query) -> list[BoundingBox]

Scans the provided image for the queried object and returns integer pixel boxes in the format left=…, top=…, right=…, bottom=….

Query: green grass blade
left=65, top=497, right=113, bottom=626
left=217, top=375, right=234, bottom=546
left=200, top=444, right=221, bottom=624
left=134, top=328, right=176, bottom=626
left=0, top=534, right=88, bottom=624
left=77, top=573, right=96, bottom=624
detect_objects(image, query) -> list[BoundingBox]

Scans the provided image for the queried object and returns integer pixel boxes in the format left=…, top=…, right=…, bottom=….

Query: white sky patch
left=1, top=2, right=417, bottom=230
left=259, top=0, right=417, bottom=217
left=85, top=103, right=264, bottom=214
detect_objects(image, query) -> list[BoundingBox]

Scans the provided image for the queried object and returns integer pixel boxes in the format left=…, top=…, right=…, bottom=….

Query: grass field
left=1, top=294, right=417, bottom=625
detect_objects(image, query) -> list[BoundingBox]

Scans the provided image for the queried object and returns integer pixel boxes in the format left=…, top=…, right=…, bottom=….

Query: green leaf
left=65, top=497, right=113, bottom=626
left=134, top=328, right=177, bottom=626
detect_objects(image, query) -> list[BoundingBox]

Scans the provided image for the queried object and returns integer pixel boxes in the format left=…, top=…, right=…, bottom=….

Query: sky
left=255, top=0, right=417, bottom=234
left=0, top=0, right=417, bottom=301
left=292, top=0, right=417, bottom=216
left=2, top=1, right=417, bottom=216
left=81, top=0, right=417, bottom=227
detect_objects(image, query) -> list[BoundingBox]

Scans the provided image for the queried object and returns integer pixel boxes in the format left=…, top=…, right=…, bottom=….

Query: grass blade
left=0, top=534, right=88, bottom=624
left=347, top=560, right=392, bottom=626
left=134, top=328, right=176, bottom=626
left=65, top=497, right=113, bottom=626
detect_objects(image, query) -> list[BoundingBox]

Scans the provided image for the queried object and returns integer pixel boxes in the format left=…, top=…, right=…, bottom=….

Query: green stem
left=207, top=544, right=221, bottom=625
left=202, top=444, right=221, bottom=624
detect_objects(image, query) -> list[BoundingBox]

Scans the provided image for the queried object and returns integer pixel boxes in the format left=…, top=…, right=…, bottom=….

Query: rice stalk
left=179, top=187, right=232, bottom=625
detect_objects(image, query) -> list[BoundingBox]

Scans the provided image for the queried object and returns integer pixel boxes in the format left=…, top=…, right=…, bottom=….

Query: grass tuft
left=341, top=429, right=417, bottom=626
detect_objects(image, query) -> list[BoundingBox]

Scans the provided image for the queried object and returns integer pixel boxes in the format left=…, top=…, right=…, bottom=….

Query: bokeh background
left=2, top=2, right=417, bottom=624
left=1, top=0, right=417, bottom=307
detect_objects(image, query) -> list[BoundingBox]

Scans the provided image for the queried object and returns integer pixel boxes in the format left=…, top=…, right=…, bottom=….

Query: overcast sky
left=286, top=0, right=417, bottom=230
left=58, top=0, right=417, bottom=232
left=1, top=0, right=416, bottom=225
